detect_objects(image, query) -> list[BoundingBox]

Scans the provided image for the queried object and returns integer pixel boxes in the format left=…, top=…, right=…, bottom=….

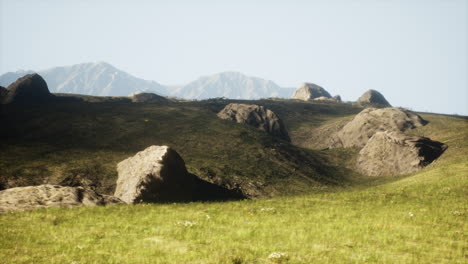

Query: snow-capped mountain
left=172, top=72, right=294, bottom=100
left=0, top=62, right=167, bottom=96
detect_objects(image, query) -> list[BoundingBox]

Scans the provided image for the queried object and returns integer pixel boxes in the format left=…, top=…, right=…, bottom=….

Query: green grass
left=0, top=159, right=465, bottom=263
left=0, top=100, right=466, bottom=263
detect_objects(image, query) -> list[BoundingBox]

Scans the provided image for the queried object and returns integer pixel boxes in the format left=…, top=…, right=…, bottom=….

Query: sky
left=1, top=0, right=467, bottom=115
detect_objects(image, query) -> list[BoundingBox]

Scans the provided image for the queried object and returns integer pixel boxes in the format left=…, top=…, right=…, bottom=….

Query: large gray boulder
left=0, top=184, right=122, bottom=213
left=114, top=145, right=195, bottom=203
left=130, top=92, right=168, bottom=103
left=292, top=83, right=331, bottom=101
left=357, top=89, right=391, bottom=107
left=2, top=73, right=53, bottom=104
left=217, top=103, right=291, bottom=142
left=331, top=107, right=428, bottom=148
left=356, top=131, right=447, bottom=177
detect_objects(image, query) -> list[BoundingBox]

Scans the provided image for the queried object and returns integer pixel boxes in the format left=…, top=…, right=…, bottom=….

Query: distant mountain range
left=0, top=62, right=166, bottom=96
left=174, top=71, right=293, bottom=99
left=0, top=62, right=294, bottom=99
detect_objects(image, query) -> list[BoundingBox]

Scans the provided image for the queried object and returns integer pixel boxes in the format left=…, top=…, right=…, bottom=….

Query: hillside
left=0, top=101, right=466, bottom=263
left=0, top=99, right=361, bottom=198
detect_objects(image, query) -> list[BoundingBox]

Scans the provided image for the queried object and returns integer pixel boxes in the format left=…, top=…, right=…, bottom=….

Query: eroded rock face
left=114, top=145, right=195, bottom=203
left=3, top=74, right=53, bottom=104
left=217, top=103, right=290, bottom=141
left=357, top=89, right=391, bottom=107
left=292, top=83, right=331, bottom=101
left=130, top=92, right=168, bottom=103
left=331, top=107, right=428, bottom=148
left=356, top=131, right=447, bottom=176
left=0, top=185, right=122, bottom=213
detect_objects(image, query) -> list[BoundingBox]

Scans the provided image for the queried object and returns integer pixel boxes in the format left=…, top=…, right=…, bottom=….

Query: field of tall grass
left=0, top=101, right=466, bottom=263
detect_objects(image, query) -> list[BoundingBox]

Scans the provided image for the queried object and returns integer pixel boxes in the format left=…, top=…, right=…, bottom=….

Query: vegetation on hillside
left=0, top=99, right=466, bottom=263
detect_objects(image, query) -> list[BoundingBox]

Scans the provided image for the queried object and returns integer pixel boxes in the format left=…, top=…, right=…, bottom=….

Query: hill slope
left=0, top=100, right=357, bottom=197
left=0, top=108, right=465, bottom=263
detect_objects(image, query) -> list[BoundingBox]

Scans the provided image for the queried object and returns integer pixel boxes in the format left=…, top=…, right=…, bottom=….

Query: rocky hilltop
left=357, top=89, right=391, bottom=107
left=292, top=83, right=332, bottom=101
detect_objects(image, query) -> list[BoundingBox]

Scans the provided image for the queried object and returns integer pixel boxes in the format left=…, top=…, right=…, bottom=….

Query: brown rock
left=292, top=83, right=331, bottom=101
left=356, top=131, right=447, bottom=176
left=0, top=184, right=123, bottom=213
left=114, top=145, right=195, bottom=203
left=357, top=89, right=391, bottom=107
left=217, top=103, right=290, bottom=141
left=331, top=107, right=428, bottom=148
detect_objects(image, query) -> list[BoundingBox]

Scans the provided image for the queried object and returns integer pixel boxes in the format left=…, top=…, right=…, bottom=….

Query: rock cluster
left=329, top=107, right=446, bottom=177
left=0, top=145, right=244, bottom=212
left=217, top=103, right=290, bottom=141
left=356, top=131, right=447, bottom=176
left=331, top=107, right=428, bottom=148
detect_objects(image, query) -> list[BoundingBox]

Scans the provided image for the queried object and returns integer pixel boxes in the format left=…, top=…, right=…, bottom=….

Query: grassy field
left=0, top=100, right=467, bottom=263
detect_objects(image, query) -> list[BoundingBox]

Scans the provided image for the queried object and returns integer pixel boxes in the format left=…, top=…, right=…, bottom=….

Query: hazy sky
left=1, top=0, right=467, bottom=115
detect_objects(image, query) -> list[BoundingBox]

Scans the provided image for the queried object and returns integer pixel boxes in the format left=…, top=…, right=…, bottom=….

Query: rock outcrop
left=357, top=89, right=391, bottom=107
left=0, top=184, right=122, bottom=213
left=292, top=83, right=331, bottom=101
left=331, top=107, right=428, bottom=148
left=2, top=73, right=53, bottom=104
left=356, top=131, right=447, bottom=176
left=130, top=92, right=168, bottom=103
left=217, top=103, right=291, bottom=141
left=313, top=96, right=341, bottom=103
left=114, top=145, right=195, bottom=203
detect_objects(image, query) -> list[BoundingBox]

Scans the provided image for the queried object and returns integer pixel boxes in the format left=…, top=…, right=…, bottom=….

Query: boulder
left=292, top=83, right=331, bottom=101
left=114, top=145, right=195, bottom=203
left=130, top=92, right=168, bottom=103
left=3, top=73, right=53, bottom=104
left=0, top=86, right=6, bottom=103
left=0, top=184, right=122, bottom=213
left=356, top=131, right=447, bottom=176
left=331, top=107, right=428, bottom=148
left=217, top=103, right=291, bottom=141
left=357, top=89, right=391, bottom=107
